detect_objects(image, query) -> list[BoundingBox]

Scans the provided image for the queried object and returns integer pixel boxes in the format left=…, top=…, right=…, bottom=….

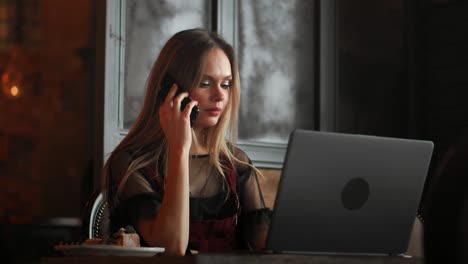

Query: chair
left=82, top=192, right=109, bottom=239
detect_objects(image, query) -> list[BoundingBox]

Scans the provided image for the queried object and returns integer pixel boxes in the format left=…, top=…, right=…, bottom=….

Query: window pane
left=237, top=0, right=316, bottom=144
left=123, top=0, right=211, bottom=129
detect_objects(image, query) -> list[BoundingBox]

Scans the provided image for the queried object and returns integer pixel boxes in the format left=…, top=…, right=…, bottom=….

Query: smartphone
left=158, top=75, right=199, bottom=127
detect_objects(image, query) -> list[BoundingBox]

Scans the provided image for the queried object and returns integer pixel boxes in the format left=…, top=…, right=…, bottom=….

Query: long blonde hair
left=102, top=28, right=257, bottom=204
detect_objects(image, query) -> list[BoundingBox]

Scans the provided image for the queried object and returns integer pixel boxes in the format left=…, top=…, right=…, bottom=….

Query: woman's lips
left=206, top=107, right=222, bottom=116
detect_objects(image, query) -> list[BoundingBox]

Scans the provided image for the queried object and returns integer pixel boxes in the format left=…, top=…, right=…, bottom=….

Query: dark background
left=1, top=0, right=467, bottom=263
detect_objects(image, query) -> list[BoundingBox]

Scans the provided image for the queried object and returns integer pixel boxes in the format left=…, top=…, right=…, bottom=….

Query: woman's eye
left=199, top=81, right=210, bottom=88
left=221, top=81, right=231, bottom=89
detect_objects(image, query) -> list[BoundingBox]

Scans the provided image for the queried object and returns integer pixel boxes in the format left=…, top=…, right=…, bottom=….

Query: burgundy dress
left=186, top=160, right=239, bottom=251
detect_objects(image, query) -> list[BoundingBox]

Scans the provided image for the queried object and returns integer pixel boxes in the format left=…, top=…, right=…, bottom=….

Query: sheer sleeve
left=107, top=151, right=163, bottom=238
left=234, top=148, right=272, bottom=251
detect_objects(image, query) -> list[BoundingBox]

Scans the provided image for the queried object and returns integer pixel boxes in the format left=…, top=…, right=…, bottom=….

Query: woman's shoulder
left=109, top=149, right=160, bottom=180
left=110, top=149, right=133, bottom=164
left=226, top=143, right=254, bottom=178
left=108, top=150, right=133, bottom=180
left=228, top=143, right=251, bottom=164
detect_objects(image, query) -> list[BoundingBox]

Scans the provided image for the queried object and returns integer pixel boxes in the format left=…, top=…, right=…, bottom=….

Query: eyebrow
left=202, top=74, right=232, bottom=80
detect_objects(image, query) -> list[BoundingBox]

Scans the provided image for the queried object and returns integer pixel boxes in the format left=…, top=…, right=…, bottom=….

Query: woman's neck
left=191, top=127, right=209, bottom=155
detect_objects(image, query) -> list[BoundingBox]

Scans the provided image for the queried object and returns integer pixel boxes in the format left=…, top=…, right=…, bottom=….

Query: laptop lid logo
left=341, top=178, right=370, bottom=210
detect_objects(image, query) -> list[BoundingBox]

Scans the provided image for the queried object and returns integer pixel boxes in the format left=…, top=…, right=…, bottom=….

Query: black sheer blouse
left=106, top=147, right=271, bottom=250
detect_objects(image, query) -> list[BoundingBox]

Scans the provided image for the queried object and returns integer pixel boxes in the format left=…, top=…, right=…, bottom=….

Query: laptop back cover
left=266, top=129, right=433, bottom=255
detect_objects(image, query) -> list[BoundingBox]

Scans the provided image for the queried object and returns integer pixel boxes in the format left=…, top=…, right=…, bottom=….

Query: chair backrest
left=85, top=192, right=109, bottom=239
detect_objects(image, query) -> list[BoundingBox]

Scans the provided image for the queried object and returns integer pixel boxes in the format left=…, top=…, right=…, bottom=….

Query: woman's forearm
left=137, top=149, right=190, bottom=255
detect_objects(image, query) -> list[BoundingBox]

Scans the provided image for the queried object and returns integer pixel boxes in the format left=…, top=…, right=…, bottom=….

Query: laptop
left=265, top=129, right=433, bottom=256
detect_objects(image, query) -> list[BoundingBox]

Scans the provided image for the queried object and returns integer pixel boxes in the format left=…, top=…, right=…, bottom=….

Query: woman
left=102, top=28, right=271, bottom=255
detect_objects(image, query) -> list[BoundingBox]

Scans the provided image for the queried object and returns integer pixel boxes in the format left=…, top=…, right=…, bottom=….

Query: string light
left=1, top=67, right=23, bottom=99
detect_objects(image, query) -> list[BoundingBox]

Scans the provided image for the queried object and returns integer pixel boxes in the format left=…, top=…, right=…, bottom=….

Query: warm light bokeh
left=10, top=85, right=20, bottom=97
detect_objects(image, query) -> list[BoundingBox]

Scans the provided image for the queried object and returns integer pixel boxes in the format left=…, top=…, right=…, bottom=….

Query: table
left=42, top=253, right=423, bottom=264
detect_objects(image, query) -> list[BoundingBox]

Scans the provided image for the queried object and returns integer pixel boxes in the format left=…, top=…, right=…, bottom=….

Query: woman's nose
left=211, top=84, right=225, bottom=101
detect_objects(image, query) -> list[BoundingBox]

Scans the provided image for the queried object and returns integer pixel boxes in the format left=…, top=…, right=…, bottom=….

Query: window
left=104, top=0, right=330, bottom=168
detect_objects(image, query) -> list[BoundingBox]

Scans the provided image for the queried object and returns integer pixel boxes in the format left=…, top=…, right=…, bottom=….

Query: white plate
left=54, top=244, right=165, bottom=257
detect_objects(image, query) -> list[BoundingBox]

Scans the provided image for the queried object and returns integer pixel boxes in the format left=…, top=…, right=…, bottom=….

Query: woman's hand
left=159, top=84, right=198, bottom=153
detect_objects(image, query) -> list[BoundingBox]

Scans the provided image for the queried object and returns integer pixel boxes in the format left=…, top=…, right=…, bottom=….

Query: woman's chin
left=194, top=119, right=220, bottom=129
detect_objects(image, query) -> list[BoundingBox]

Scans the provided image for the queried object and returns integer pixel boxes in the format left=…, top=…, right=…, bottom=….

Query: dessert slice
left=107, top=226, right=141, bottom=247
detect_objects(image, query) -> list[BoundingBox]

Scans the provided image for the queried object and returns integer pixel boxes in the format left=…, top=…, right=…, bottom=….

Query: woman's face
left=190, top=48, right=232, bottom=129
